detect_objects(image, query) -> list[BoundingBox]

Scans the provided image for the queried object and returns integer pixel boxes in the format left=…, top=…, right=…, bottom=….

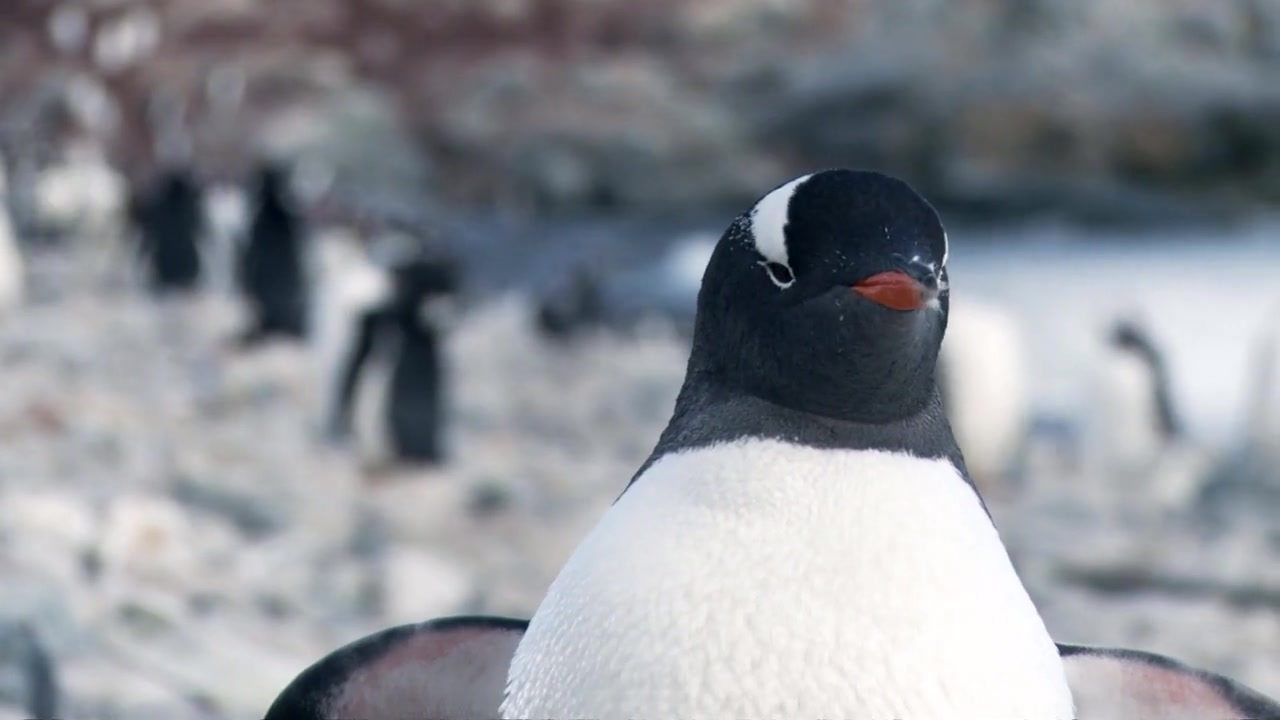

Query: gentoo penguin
left=327, top=253, right=460, bottom=466
left=1110, top=319, right=1183, bottom=440
left=534, top=265, right=606, bottom=340
left=311, top=227, right=390, bottom=439
left=237, top=162, right=309, bottom=344
left=936, top=296, right=1031, bottom=497
left=132, top=166, right=205, bottom=293
left=264, top=170, right=1280, bottom=720
left=1085, top=317, right=1184, bottom=486
left=1197, top=309, right=1280, bottom=523
left=0, top=165, right=25, bottom=314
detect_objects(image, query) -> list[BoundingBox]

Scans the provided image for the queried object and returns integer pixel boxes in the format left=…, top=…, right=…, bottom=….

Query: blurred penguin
left=327, top=251, right=460, bottom=470
left=238, top=162, right=309, bottom=345
left=1240, top=310, right=1280, bottom=467
left=1086, top=319, right=1180, bottom=476
left=1085, top=318, right=1206, bottom=510
left=536, top=265, right=606, bottom=341
left=1197, top=308, right=1280, bottom=524
left=311, top=226, right=391, bottom=434
left=936, top=297, right=1031, bottom=498
left=0, top=164, right=25, bottom=315
left=133, top=166, right=206, bottom=293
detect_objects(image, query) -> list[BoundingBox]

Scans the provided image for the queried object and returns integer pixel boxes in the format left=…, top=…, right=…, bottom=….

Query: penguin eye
left=761, top=261, right=794, bottom=289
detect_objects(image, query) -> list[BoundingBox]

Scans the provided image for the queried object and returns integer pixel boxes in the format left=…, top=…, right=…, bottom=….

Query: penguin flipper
left=1059, top=643, right=1280, bottom=719
left=265, top=616, right=527, bottom=720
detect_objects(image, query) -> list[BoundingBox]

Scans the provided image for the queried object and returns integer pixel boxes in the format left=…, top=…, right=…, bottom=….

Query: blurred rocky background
left=3, top=0, right=1280, bottom=225
left=1, top=1, right=1279, bottom=718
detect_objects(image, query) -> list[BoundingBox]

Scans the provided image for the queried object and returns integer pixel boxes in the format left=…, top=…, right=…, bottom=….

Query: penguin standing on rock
left=132, top=167, right=205, bottom=293
left=1085, top=317, right=1185, bottom=488
left=265, top=170, right=1280, bottom=719
left=238, top=163, right=309, bottom=345
left=327, top=252, right=460, bottom=468
left=1109, top=319, right=1182, bottom=439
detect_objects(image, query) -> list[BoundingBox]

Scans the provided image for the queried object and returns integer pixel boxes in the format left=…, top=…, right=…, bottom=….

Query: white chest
left=502, top=441, right=1074, bottom=719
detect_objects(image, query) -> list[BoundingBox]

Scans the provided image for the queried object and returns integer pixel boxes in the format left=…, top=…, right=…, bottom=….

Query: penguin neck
left=688, top=298, right=945, bottom=426
left=623, top=372, right=978, bottom=505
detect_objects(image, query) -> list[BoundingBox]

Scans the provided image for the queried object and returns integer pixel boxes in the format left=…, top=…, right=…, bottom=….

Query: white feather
left=502, top=440, right=1074, bottom=719
left=748, top=174, right=812, bottom=267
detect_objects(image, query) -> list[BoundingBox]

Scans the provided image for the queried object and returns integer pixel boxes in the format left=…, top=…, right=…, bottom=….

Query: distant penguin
left=937, top=297, right=1030, bottom=497
left=311, top=227, right=392, bottom=437
left=1240, top=311, right=1280, bottom=464
left=328, top=252, right=460, bottom=467
left=238, top=162, right=309, bottom=344
left=0, top=165, right=25, bottom=314
left=1197, top=310, right=1280, bottom=522
left=133, top=167, right=205, bottom=293
left=535, top=266, right=606, bottom=340
left=266, top=169, right=1280, bottom=720
left=1086, top=317, right=1182, bottom=483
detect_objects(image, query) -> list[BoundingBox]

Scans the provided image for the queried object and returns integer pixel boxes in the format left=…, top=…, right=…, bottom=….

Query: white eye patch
left=758, top=260, right=794, bottom=289
left=749, top=173, right=812, bottom=289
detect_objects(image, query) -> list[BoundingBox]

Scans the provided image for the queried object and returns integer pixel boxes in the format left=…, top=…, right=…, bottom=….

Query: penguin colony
left=4, top=139, right=1278, bottom=717
left=115, top=158, right=461, bottom=470
left=265, top=170, right=1280, bottom=719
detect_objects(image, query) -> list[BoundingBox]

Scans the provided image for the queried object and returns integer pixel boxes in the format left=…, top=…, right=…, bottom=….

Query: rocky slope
left=2, top=0, right=1279, bottom=225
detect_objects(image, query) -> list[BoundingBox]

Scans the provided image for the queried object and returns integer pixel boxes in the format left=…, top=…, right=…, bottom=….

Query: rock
left=0, top=490, right=98, bottom=588
left=96, top=495, right=199, bottom=589
left=168, top=473, right=286, bottom=540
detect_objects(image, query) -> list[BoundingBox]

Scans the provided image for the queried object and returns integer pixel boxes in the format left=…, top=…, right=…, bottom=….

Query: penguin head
left=1108, top=319, right=1159, bottom=364
left=255, top=162, right=292, bottom=207
left=157, top=167, right=199, bottom=205
left=691, top=169, right=950, bottom=422
left=390, top=255, right=461, bottom=321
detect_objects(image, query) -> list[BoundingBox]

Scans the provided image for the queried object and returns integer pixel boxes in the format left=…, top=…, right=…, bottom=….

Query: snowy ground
left=0, top=226, right=1277, bottom=719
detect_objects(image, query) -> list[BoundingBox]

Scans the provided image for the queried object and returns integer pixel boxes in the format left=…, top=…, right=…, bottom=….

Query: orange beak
left=852, top=271, right=928, bottom=311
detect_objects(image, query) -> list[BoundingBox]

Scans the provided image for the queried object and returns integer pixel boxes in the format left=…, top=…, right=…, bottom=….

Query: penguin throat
left=619, top=377, right=974, bottom=504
